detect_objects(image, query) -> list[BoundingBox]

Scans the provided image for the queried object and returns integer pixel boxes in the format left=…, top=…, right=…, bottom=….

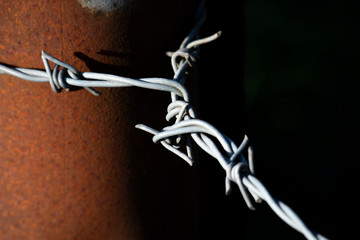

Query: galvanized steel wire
left=0, top=1, right=327, bottom=239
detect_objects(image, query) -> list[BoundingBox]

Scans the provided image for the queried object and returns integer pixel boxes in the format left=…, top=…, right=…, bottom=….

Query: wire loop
left=41, top=50, right=100, bottom=95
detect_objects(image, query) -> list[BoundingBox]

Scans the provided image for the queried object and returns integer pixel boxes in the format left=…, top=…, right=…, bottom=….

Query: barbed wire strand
left=0, top=1, right=328, bottom=239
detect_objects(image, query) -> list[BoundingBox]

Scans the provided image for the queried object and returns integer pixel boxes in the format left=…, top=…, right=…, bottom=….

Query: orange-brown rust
left=0, top=0, right=199, bottom=239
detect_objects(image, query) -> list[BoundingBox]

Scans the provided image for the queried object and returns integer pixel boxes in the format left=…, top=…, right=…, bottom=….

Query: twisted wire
left=0, top=1, right=327, bottom=239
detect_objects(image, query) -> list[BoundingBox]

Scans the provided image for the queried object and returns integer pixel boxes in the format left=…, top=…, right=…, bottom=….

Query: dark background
left=198, top=1, right=360, bottom=239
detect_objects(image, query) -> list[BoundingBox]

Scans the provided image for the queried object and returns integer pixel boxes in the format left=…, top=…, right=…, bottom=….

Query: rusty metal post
left=0, top=1, right=200, bottom=239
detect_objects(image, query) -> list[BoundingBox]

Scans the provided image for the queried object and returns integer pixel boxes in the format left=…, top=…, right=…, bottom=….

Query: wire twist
left=0, top=1, right=328, bottom=239
left=41, top=51, right=101, bottom=96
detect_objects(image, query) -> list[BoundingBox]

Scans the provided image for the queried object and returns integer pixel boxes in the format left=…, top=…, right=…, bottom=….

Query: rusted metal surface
left=0, top=0, right=199, bottom=239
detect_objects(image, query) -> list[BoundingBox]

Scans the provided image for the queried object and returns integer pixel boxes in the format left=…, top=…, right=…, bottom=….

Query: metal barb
left=41, top=50, right=100, bottom=95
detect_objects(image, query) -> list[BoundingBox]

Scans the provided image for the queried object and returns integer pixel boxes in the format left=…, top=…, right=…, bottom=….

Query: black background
left=198, top=1, right=360, bottom=239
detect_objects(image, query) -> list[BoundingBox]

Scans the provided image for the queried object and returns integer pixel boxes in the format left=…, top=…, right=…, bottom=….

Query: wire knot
left=41, top=50, right=100, bottom=96
left=226, top=161, right=258, bottom=210
left=166, top=100, right=194, bottom=123
left=224, top=137, right=261, bottom=210
left=177, top=47, right=199, bottom=68
left=167, top=31, right=222, bottom=78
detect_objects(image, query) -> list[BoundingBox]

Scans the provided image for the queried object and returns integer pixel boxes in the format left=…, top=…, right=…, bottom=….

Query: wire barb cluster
left=0, top=1, right=327, bottom=240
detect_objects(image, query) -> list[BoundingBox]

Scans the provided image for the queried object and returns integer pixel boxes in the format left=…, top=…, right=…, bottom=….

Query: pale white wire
left=0, top=1, right=327, bottom=239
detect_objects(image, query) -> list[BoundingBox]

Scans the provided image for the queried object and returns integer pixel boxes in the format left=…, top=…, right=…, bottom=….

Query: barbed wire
left=0, top=1, right=328, bottom=239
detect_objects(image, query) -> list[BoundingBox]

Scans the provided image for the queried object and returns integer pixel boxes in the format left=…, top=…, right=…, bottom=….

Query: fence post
left=0, top=0, right=200, bottom=239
